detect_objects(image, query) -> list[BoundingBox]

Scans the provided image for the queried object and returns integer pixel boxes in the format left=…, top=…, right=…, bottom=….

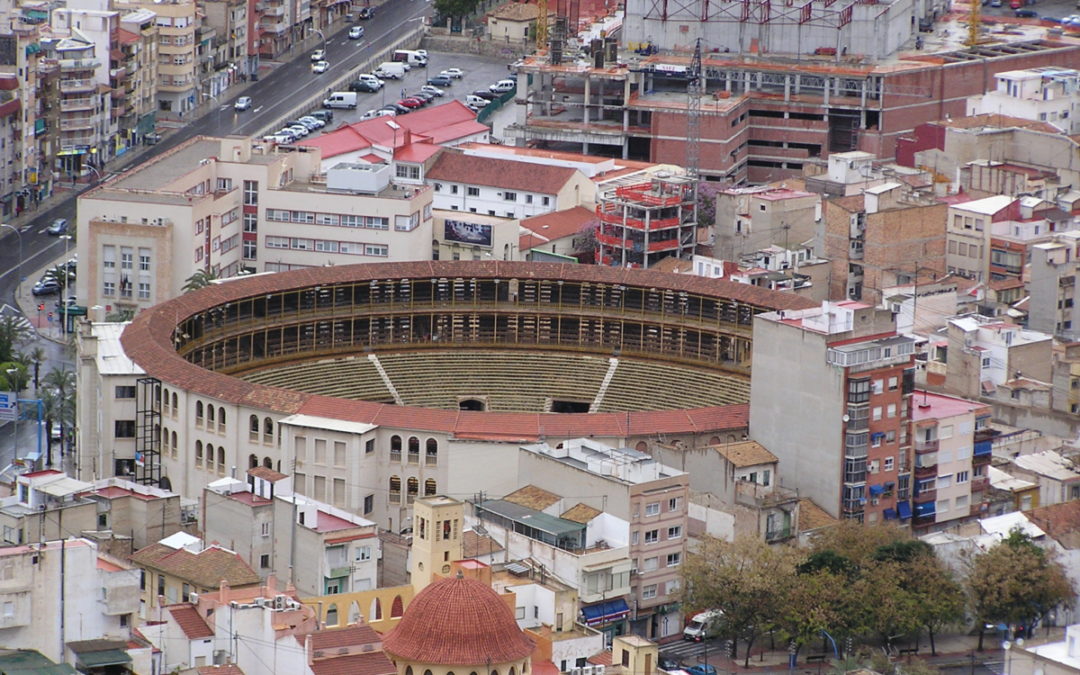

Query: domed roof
left=383, top=576, right=534, bottom=666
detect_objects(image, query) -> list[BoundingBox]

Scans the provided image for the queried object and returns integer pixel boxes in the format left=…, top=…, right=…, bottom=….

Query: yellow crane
left=966, top=0, right=982, bottom=47
left=536, top=0, right=549, bottom=51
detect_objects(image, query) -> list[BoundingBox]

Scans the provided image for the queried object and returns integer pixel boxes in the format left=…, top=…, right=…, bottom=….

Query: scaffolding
left=135, top=377, right=162, bottom=487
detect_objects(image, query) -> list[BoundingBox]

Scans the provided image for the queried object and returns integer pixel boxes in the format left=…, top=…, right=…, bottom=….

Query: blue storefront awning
left=869, top=484, right=885, bottom=496
left=883, top=508, right=898, bottom=520
left=897, top=501, right=912, bottom=519
left=581, top=598, right=630, bottom=626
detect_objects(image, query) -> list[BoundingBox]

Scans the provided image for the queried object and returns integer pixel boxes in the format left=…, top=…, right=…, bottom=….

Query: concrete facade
left=713, top=186, right=820, bottom=261
left=1030, top=232, right=1080, bottom=340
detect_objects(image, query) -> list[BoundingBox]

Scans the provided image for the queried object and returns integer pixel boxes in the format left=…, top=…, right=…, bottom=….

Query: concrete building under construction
left=507, top=13, right=1080, bottom=184
left=595, top=173, right=697, bottom=267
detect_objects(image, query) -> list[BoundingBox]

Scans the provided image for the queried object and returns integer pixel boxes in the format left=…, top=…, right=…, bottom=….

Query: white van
left=489, top=79, right=516, bottom=94
left=322, top=91, right=358, bottom=109
left=357, top=73, right=383, bottom=89
left=393, top=49, right=428, bottom=67
left=683, top=610, right=722, bottom=642
left=374, top=62, right=407, bottom=80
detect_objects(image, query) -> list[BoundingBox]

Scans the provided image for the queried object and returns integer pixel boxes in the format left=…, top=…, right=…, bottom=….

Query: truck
left=683, top=610, right=723, bottom=642
left=322, top=91, right=358, bottom=109
left=374, top=61, right=407, bottom=80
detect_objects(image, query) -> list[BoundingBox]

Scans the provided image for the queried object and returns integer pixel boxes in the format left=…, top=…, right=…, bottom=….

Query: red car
left=397, top=97, right=424, bottom=109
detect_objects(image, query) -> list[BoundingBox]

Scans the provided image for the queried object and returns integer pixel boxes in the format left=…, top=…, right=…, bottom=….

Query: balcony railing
left=59, top=58, right=100, bottom=71
left=59, top=79, right=94, bottom=93
left=970, top=476, right=990, bottom=491
left=60, top=97, right=94, bottom=111
left=915, top=439, right=938, bottom=454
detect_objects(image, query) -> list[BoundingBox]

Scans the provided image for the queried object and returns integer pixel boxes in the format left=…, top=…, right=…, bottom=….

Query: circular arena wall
left=123, top=261, right=815, bottom=436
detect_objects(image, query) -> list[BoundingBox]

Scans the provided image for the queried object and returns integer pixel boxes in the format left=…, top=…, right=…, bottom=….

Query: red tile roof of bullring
left=120, top=262, right=807, bottom=438
left=383, top=576, right=534, bottom=665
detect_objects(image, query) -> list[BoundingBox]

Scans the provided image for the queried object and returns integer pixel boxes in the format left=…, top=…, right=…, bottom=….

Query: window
left=138, top=282, right=151, bottom=300
left=888, top=376, right=898, bottom=391
left=243, top=180, right=258, bottom=205
left=261, top=522, right=270, bottom=537
left=668, top=497, right=680, bottom=511
left=644, top=529, right=658, bottom=544
left=884, top=456, right=894, bottom=472
left=243, top=240, right=257, bottom=260
left=872, top=379, right=884, bottom=394
left=216, top=178, right=233, bottom=192
left=243, top=213, right=258, bottom=233
left=115, top=386, right=136, bottom=399
left=644, top=502, right=660, bottom=516
left=364, top=494, right=374, bottom=515
left=504, top=191, right=517, bottom=202
left=365, top=439, right=375, bottom=454
left=114, top=420, right=135, bottom=438
left=121, top=247, right=133, bottom=270
left=666, top=552, right=682, bottom=567
left=887, top=403, right=897, bottom=418
left=642, top=584, right=657, bottom=599
left=667, top=526, right=682, bottom=539
left=260, top=554, right=269, bottom=568
left=937, top=498, right=950, bottom=513
left=103, top=280, right=115, bottom=296
left=139, top=249, right=151, bottom=271
left=643, top=557, right=658, bottom=572
left=451, top=185, right=459, bottom=194
left=103, top=245, right=116, bottom=269
left=956, top=470, right=969, bottom=484
left=872, top=406, right=882, bottom=421
left=467, top=187, right=480, bottom=197
left=542, top=196, right=550, bottom=206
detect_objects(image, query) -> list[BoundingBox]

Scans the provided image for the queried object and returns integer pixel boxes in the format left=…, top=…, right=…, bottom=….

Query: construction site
left=505, top=0, right=1080, bottom=184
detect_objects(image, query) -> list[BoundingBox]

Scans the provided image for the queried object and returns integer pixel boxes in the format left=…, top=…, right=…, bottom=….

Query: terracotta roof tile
left=798, top=498, right=839, bottom=533
left=714, top=440, right=777, bottom=467
left=492, top=1, right=541, bottom=20
left=383, top=576, right=534, bottom=665
left=1025, top=500, right=1080, bottom=549
left=131, top=543, right=261, bottom=589
left=169, top=605, right=214, bottom=640
left=310, top=623, right=382, bottom=651
left=519, top=206, right=596, bottom=249
left=310, top=652, right=396, bottom=675
left=588, top=650, right=613, bottom=666
left=463, top=529, right=504, bottom=558
left=427, top=150, right=579, bottom=194
left=560, top=503, right=602, bottom=523
left=197, top=666, right=245, bottom=675
left=504, top=485, right=561, bottom=510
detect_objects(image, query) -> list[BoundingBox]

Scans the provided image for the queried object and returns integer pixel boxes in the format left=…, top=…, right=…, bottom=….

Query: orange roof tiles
left=248, top=466, right=287, bottom=482
left=310, top=623, right=382, bottom=651
left=427, top=150, right=578, bottom=194
left=504, top=485, right=561, bottom=510
left=520, top=206, right=596, bottom=250
left=383, top=576, right=534, bottom=665
left=169, top=605, right=214, bottom=640
left=310, top=652, right=396, bottom=675
left=130, top=544, right=261, bottom=589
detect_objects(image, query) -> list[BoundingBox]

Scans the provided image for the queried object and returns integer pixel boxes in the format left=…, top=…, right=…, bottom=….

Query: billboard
left=444, top=220, right=493, bottom=247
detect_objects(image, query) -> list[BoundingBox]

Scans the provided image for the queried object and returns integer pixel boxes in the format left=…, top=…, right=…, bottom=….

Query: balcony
left=735, top=480, right=799, bottom=509
left=262, top=5, right=285, bottom=15
left=914, top=464, right=936, bottom=479
left=110, top=66, right=128, bottom=81
left=61, top=134, right=97, bottom=147
left=327, top=566, right=351, bottom=579
left=59, top=115, right=95, bottom=131
left=59, top=79, right=94, bottom=93
left=970, top=476, right=990, bottom=491
left=915, top=439, right=938, bottom=454
left=261, top=20, right=288, bottom=33
left=60, top=97, right=94, bottom=111
left=647, top=238, right=680, bottom=252
left=59, top=58, right=100, bottom=71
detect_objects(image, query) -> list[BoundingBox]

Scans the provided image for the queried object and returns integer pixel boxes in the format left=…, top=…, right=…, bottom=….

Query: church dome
left=383, top=576, right=534, bottom=666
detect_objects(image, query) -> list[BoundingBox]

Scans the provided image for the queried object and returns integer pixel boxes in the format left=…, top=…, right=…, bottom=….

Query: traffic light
left=37, top=304, right=44, bottom=312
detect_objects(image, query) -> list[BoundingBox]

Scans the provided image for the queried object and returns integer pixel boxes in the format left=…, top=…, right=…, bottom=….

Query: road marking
left=253, top=106, right=264, bottom=113
left=219, top=104, right=230, bottom=111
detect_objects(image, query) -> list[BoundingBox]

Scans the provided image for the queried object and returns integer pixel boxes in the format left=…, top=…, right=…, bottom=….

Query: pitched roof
left=463, top=529, right=504, bottom=558
left=427, top=150, right=579, bottom=194
left=247, top=466, right=287, bottom=482
left=169, top=605, right=214, bottom=640
left=798, top=498, right=839, bottom=532
left=310, top=651, right=396, bottom=675
left=130, top=544, right=261, bottom=589
left=519, top=206, right=596, bottom=251
left=1025, top=500, right=1080, bottom=549
left=560, top=503, right=602, bottom=523
left=310, top=623, right=382, bottom=651
left=504, top=484, right=561, bottom=510
left=714, top=440, right=777, bottom=467
left=197, top=666, right=245, bottom=675
left=492, top=1, right=541, bottom=20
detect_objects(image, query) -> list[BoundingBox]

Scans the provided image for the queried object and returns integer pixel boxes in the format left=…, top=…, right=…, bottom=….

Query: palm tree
left=183, top=268, right=220, bottom=292
left=43, top=264, right=72, bottom=291
left=0, top=315, right=31, bottom=363
left=25, top=347, right=45, bottom=392
left=43, top=366, right=75, bottom=398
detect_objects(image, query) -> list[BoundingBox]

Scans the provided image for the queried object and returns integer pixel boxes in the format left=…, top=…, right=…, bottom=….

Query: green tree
left=25, top=346, right=45, bottom=392
left=105, top=308, right=136, bottom=322
left=0, top=315, right=31, bottom=363
left=905, top=550, right=965, bottom=655
left=42, top=366, right=75, bottom=399
left=434, top=0, right=479, bottom=21
left=681, top=535, right=798, bottom=666
left=44, top=264, right=73, bottom=290
left=0, top=362, right=27, bottom=392
left=968, top=529, right=1076, bottom=650
left=182, top=268, right=220, bottom=292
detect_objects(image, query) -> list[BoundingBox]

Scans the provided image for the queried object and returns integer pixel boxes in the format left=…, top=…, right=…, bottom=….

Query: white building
left=0, top=539, right=140, bottom=664
left=968, top=68, right=1080, bottom=135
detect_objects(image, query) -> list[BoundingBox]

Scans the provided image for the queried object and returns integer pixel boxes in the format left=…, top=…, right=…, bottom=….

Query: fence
left=476, top=86, right=517, bottom=125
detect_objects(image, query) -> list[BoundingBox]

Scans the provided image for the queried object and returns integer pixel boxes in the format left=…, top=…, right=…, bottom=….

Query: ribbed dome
left=384, top=576, right=535, bottom=666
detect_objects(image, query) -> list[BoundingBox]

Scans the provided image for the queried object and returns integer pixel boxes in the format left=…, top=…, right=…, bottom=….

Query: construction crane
left=537, top=0, right=549, bottom=51
left=966, top=0, right=982, bottom=47
left=686, top=38, right=703, bottom=183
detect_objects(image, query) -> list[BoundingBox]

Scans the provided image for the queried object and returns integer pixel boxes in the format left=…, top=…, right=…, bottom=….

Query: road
left=0, top=0, right=437, bottom=472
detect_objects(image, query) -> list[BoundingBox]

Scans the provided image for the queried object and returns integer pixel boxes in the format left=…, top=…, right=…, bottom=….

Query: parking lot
left=306, top=50, right=517, bottom=128
left=981, top=0, right=1079, bottom=20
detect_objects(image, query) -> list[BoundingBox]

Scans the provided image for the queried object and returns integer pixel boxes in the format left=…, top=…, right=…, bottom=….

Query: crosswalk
left=0, top=304, right=32, bottom=333
left=660, top=638, right=724, bottom=666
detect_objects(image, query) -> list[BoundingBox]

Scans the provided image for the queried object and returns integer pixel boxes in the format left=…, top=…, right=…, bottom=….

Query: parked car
left=657, top=656, right=680, bottom=672
left=263, top=133, right=294, bottom=144
left=409, top=91, right=435, bottom=103
left=442, top=67, right=464, bottom=79
left=350, top=80, right=380, bottom=93
left=427, top=75, right=453, bottom=87
left=312, top=60, right=330, bottom=74
left=32, top=279, right=60, bottom=296
left=357, top=6, right=374, bottom=19
left=298, top=115, right=325, bottom=129
left=1015, top=8, right=1038, bottom=16
left=471, top=89, right=499, bottom=101
left=348, top=25, right=364, bottom=39
left=234, top=96, right=253, bottom=111
left=465, top=94, right=490, bottom=109
left=686, top=666, right=717, bottom=675
left=286, top=124, right=310, bottom=137
left=421, top=84, right=445, bottom=97
left=311, top=48, right=326, bottom=62
left=381, top=103, right=411, bottom=115
left=360, top=108, right=395, bottom=120
left=489, top=79, right=516, bottom=94
left=310, top=110, right=334, bottom=123
left=397, top=97, right=424, bottom=109
left=46, top=218, right=68, bottom=235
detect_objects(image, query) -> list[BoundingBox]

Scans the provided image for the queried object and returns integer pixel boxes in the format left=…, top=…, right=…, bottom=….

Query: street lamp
left=0, top=224, right=22, bottom=298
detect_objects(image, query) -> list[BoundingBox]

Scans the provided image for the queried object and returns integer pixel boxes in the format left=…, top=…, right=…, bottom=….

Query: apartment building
left=198, top=0, right=248, bottom=95
left=130, top=531, right=261, bottom=614
left=1030, top=232, right=1080, bottom=340
left=967, top=67, right=1080, bottom=136
left=911, top=391, right=994, bottom=530
left=689, top=248, right=829, bottom=301
left=75, top=136, right=434, bottom=312
left=117, top=10, right=160, bottom=150
left=750, top=301, right=917, bottom=522
left=941, top=314, right=1053, bottom=401
left=822, top=182, right=947, bottom=304
left=514, top=439, right=689, bottom=641
left=713, top=186, right=820, bottom=261
left=0, top=539, right=140, bottom=664
left=945, top=195, right=1020, bottom=282
left=114, top=0, right=197, bottom=116
left=203, top=468, right=380, bottom=597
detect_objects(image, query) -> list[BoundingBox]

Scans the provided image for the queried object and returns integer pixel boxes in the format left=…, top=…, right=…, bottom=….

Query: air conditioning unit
left=189, top=592, right=199, bottom=604
left=213, top=650, right=228, bottom=665
left=273, top=595, right=287, bottom=610
left=583, top=666, right=595, bottom=675
left=594, top=667, right=605, bottom=675
left=571, top=669, right=584, bottom=675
